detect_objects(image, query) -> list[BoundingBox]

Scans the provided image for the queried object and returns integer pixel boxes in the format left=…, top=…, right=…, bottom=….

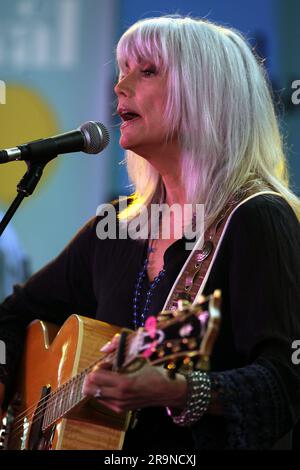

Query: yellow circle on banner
left=0, top=84, right=59, bottom=204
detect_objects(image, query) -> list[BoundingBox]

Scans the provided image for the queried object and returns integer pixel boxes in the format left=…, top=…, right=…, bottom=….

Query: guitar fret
left=61, top=383, right=70, bottom=416
left=68, top=380, right=76, bottom=408
left=57, top=389, right=63, bottom=418
left=46, top=396, right=52, bottom=428
left=42, top=399, right=49, bottom=430
left=46, top=398, right=51, bottom=428
left=73, top=378, right=79, bottom=405
left=64, top=383, right=70, bottom=413
left=75, top=374, right=84, bottom=403
left=60, top=387, right=67, bottom=416
left=66, top=381, right=74, bottom=410
left=76, top=375, right=82, bottom=402
left=52, top=392, right=59, bottom=422
left=47, top=396, right=52, bottom=428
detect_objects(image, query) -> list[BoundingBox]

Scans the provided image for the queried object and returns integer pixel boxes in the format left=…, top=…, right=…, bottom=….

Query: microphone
left=0, top=121, right=109, bottom=164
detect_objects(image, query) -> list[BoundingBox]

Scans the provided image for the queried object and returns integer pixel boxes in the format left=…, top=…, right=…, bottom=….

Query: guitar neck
left=42, top=291, right=221, bottom=430
left=42, top=367, right=89, bottom=430
left=42, top=341, right=131, bottom=431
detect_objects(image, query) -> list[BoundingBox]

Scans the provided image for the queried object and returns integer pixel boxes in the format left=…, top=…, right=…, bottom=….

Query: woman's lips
left=120, top=116, right=142, bottom=129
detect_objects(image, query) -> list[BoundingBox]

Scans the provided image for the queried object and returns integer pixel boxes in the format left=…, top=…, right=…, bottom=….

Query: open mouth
left=119, top=111, right=141, bottom=127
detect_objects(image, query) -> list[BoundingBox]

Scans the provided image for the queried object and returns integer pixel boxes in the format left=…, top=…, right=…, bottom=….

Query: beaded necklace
left=132, top=243, right=166, bottom=329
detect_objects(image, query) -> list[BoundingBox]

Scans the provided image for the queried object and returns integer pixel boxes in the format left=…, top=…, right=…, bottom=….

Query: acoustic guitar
left=0, top=291, right=221, bottom=450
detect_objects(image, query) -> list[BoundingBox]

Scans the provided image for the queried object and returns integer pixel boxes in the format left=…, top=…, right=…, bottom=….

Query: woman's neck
left=162, top=173, right=186, bottom=207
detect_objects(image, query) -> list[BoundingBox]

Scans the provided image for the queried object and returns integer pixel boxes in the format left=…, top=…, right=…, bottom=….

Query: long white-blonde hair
left=116, top=15, right=300, bottom=227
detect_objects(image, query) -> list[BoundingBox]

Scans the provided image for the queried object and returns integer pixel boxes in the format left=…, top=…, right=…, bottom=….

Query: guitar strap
left=162, top=190, right=281, bottom=311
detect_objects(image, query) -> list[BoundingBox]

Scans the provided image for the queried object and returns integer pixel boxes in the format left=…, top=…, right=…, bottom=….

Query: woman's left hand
left=82, top=361, right=188, bottom=413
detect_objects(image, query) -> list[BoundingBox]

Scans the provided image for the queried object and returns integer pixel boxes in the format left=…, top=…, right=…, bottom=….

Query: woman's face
left=115, top=58, right=176, bottom=159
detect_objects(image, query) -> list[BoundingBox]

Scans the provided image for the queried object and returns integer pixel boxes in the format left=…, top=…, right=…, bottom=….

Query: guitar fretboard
left=41, top=337, right=135, bottom=431
left=42, top=367, right=92, bottom=431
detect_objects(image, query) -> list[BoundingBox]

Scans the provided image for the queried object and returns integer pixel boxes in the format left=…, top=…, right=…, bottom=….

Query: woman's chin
left=119, top=139, right=132, bottom=150
left=119, top=136, right=140, bottom=151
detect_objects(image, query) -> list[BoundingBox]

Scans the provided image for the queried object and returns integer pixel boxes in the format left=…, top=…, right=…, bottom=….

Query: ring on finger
left=94, top=387, right=103, bottom=399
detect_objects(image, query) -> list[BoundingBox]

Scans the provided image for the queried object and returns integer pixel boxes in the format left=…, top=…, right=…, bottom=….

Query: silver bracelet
left=167, top=371, right=211, bottom=427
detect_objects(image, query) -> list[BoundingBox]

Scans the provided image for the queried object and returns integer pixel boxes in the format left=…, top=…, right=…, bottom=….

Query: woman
left=1, top=16, right=300, bottom=450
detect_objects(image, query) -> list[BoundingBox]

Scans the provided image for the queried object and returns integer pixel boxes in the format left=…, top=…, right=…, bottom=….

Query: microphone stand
left=0, top=160, right=50, bottom=238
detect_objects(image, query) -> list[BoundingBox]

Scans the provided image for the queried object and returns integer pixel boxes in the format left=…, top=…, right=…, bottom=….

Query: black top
left=0, top=194, right=300, bottom=449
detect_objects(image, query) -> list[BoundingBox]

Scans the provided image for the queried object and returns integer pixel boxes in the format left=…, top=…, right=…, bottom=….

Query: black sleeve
left=0, top=216, right=98, bottom=389
left=193, top=195, right=300, bottom=449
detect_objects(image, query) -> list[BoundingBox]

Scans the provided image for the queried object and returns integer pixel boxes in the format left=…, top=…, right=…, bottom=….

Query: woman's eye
left=141, top=69, right=156, bottom=77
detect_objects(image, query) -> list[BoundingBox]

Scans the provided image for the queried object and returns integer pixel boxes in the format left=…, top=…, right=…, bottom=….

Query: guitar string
left=9, top=355, right=104, bottom=427
left=8, top=295, right=212, bottom=442
left=8, top=311, right=200, bottom=440
left=8, top=363, right=95, bottom=440
left=9, top=320, right=145, bottom=435
left=8, top=308, right=197, bottom=441
left=8, top=350, right=118, bottom=440
left=8, top=329, right=139, bottom=441
left=8, top=326, right=139, bottom=431
left=9, top=331, right=173, bottom=440
left=8, top=322, right=184, bottom=441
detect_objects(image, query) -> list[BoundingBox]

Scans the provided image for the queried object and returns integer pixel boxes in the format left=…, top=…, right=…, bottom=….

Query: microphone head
left=79, top=121, right=110, bottom=154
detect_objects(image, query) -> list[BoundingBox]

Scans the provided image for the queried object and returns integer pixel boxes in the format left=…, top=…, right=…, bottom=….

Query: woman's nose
left=114, top=74, right=135, bottom=97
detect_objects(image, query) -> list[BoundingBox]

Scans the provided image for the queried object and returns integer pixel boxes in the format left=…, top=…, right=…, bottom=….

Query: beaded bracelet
left=167, top=371, right=211, bottom=426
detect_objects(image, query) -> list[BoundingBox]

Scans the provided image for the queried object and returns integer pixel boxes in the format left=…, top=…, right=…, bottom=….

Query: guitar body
left=2, top=291, right=221, bottom=450
left=5, top=315, right=129, bottom=450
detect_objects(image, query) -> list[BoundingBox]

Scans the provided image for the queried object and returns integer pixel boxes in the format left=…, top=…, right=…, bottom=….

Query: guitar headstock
left=123, top=290, right=221, bottom=375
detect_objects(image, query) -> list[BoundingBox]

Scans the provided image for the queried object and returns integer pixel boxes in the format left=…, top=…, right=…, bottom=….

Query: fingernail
left=100, top=341, right=111, bottom=352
